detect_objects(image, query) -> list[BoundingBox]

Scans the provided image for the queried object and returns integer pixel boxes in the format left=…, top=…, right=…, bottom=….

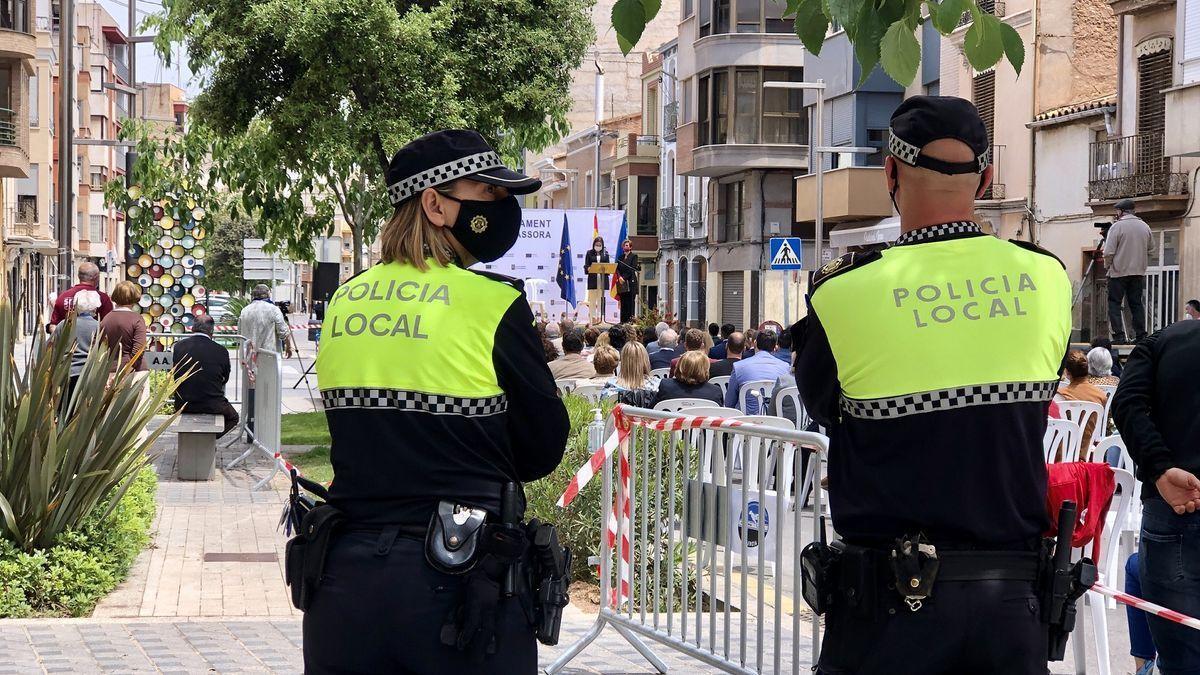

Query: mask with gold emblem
left=438, top=194, right=524, bottom=263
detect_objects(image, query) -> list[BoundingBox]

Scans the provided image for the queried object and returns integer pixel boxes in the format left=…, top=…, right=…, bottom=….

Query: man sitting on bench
left=173, top=315, right=239, bottom=437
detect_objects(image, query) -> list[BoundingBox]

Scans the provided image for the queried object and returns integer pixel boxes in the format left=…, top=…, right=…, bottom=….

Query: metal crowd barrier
left=549, top=406, right=830, bottom=675
left=225, top=348, right=283, bottom=490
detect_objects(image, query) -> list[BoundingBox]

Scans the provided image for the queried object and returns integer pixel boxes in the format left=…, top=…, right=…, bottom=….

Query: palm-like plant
left=0, top=303, right=179, bottom=551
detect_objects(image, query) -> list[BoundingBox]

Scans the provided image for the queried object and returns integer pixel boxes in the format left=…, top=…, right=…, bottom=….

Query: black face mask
left=441, top=194, right=523, bottom=263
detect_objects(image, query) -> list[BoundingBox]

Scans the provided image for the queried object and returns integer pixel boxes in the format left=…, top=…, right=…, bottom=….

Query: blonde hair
left=617, top=341, right=651, bottom=390
left=676, top=350, right=711, bottom=387
left=379, top=192, right=456, bottom=271
left=592, top=345, right=619, bottom=376
left=595, top=331, right=612, bottom=350
left=112, top=280, right=141, bottom=307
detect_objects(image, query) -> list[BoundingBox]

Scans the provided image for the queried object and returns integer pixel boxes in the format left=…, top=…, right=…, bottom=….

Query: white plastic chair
left=737, top=379, right=776, bottom=415
left=1096, top=434, right=1143, bottom=606
left=1097, top=384, right=1117, bottom=436
left=649, top=367, right=671, bottom=382
left=523, top=278, right=548, bottom=318
left=572, top=384, right=605, bottom=402
left=1056, top=400, right=1105, bottom=460
left=710, top=375, right=731, bottom=397
left=1070, top=467, right=1136, bottom=675
left=773, top=385, right=812, bottom=431
left=1043, top=418, right=1082, bottom=463
left=730, top=415, right=796, bottom=500
left=652, top=397, right=715, bottom=413
left=554, top=379, right=577, bottom=396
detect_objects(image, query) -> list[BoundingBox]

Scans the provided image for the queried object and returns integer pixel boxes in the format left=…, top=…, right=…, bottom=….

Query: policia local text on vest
left=293, top=130, right=571, bottom=674
left=793, top=97, right=1087, bottom=675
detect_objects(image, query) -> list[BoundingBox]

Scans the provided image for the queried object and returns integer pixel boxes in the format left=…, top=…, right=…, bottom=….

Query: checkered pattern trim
left=888, top=131, right=991, bottom=172
left=889, top=131, right=922, bottom=165
left=893, top=221, right=983, bottom=246
left=841, top=380, right=1059, bottom=420
left=386, top=151, right=504, bottom=205
left=321, top=387, right=508, bottom=416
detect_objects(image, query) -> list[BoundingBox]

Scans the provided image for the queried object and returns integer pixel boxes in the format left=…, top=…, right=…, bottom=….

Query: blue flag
left=556, top=213, right=577, bottom=307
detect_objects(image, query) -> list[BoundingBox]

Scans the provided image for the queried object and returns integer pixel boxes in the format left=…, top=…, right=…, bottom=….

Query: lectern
left=588, top=262, right=617, bottom=323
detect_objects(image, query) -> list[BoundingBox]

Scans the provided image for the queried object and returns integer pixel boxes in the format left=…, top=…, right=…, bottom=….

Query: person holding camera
left=1103, top=199, right=1154, bottom=343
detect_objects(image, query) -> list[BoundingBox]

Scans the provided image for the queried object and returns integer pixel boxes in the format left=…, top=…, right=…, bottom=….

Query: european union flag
left=556, top=213, right=577, bottom=307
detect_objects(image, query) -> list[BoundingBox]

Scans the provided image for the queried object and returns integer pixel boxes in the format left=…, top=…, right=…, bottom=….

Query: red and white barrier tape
left=1091, top=583, right=1200, bottom=631
left=558, top=406, right=763, bottom=608
left=290, top=323, right=322, bottom=330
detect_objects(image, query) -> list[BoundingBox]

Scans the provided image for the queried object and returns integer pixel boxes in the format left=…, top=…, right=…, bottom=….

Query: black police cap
left=889, top=96, right=991, bottom=175
left=385, top=130, right=541, bottom=206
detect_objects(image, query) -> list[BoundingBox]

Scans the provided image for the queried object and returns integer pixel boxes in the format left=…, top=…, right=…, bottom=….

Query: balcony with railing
left=0, top=107, right=15, bottom=146
left=659, top=205, right=684, bottom=242
left=615, top=134, right=661, bottom=161
left=663, top=102, right=678, bottom=142
left=1088, top=132, right=1189, bottom=207
left=957, top=0, right=1005, bottom=27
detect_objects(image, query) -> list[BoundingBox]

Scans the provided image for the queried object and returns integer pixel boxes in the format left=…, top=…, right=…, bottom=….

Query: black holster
left=285, top=503, right=345, bottom=611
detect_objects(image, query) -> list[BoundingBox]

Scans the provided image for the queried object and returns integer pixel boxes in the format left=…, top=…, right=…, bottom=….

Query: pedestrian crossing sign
left=769, top=237, right=804, bottom=270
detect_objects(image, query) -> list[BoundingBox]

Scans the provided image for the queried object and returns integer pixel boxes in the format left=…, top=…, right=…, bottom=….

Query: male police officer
left=793, top=97, right=1072, bottom=674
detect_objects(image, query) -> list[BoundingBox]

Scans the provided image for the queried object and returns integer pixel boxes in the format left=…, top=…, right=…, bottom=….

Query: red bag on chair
left=1045, top=462, right=1116, bottom=555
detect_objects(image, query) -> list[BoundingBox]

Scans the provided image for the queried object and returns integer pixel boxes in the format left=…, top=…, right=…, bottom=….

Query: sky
left=95, top=0, right=202, bottom=97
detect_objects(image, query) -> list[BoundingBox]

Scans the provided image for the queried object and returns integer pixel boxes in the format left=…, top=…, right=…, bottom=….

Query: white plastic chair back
left=523, top=278, right=548, bottom=318
left=1096, top=434, right=1143, bottom=605
left=1071, top=467, right=1135, bottom=675
left=1043, top=418, right=1082, bottom=463
left=555, top=379, right=577, bottom=396
left=572, top=384, right=604, bottom=402
left=1098, top=384, right=1117, bottom=436
left=774, top=385, right=811, bottom=431
left=729, top=415, right=795, bottom=496
left=652, top=398, right=715, bottom=413
left=709, top=375, right=731, bottom=397
left=1056, top=400, right=1105, bottom=459
left=737, top=379, right=775, bottom=414
left=649, top=367, right=670, bottom=382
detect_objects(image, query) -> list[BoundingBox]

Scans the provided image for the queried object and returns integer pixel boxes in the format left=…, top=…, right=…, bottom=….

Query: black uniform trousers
left=818, top=578, right=1047, bottom=675
left=303, top=530, right=537, bottom=674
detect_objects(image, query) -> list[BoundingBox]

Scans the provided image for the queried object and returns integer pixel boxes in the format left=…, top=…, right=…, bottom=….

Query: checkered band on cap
left=894, top=221, right=983, bottom=246
left=978, top=147, right=992, bottom=173
left=841, top=380, right=1059, bottom=420
left=888, top=131, right=991, bottom=172
left=386, top=151, right=504, bottom=206
left=889, top=131, right=922, bottom=166
left=321, top=387, right=508, bottom=417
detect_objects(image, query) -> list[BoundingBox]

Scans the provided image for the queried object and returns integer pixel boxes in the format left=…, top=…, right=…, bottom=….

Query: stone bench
left=171, top=414, right=224, bottom=480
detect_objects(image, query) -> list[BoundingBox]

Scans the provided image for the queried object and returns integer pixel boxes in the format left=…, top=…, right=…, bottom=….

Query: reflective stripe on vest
left=315, top=261, right=519, bottom=400
left=811, top=236, right=1071, bottom=419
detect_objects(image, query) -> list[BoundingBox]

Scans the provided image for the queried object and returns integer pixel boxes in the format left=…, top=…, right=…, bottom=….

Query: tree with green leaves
left=146, top=0, right=595, bottom=273
left=203, top=213, right=258, bottom=294
left=612, top=0, right=1025, bottom=86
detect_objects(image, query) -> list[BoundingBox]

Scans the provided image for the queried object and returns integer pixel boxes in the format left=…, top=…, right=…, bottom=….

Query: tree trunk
left=351, top=222, right=364, bottom=275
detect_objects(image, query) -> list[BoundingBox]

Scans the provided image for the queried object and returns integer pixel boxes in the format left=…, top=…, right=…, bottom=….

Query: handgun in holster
left=1043, top=500, right=1097, bottom=661
left=527, top=519, right=572, bottom=645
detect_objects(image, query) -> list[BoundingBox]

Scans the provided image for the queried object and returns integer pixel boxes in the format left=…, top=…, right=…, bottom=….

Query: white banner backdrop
left=475, top=209, right=626, bottom=324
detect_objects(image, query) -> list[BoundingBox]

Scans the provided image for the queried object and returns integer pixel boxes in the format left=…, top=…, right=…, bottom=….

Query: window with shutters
left=1136, top=47, right=1171, bottom=182
left=718, top=180, right=743, bottom=242
left=972, top=71, right=996, bottom=198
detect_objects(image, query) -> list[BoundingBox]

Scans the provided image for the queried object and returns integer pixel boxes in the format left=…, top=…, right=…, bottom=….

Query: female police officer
left=306, top=130, right=569, bottom=673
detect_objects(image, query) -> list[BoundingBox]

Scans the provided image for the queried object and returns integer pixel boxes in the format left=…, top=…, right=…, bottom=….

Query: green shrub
left=147, top=369, right=178, bottom=415
left=0, top=466, right=157, bottom=617
left=0, top=304, right=177, bottom=552
left=525, top=395, right=614, bottom=582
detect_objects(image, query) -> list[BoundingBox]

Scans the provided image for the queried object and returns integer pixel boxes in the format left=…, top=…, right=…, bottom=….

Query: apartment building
left=674, top=0, right=808, bottom=330
left=1093, top=0, right=1200, bottom=331
left=0, top=0, right=41, bottom=333
left=140, top=81, right=187, bottom=135
left=75, top=2, right=130, bottom=292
